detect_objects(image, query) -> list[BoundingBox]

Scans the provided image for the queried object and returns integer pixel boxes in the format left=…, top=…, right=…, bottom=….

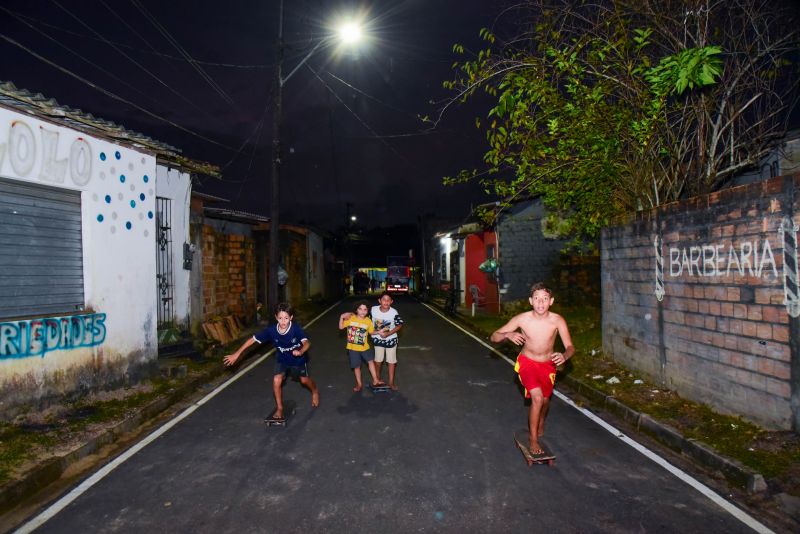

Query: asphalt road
left=19, top=296, right=765, bottom=533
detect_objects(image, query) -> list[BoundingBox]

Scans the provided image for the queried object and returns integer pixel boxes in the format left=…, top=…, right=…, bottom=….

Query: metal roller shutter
left=0, top=178, right=84, bottom=320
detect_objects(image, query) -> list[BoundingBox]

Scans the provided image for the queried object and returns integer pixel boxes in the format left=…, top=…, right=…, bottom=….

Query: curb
left=0, top=363, right=228, bottom=516
left=560, top=374, right=768, bottom=494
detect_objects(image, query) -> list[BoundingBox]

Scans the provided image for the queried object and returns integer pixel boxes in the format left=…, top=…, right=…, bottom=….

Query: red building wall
left=465, top=231, right=500, bottom=313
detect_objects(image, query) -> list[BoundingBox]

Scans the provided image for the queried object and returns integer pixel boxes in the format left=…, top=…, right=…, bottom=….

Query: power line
left=306, top=63, right=425, bottom=175
left=0, top=32, right=236, bottom=150
left=129, top=0, right=236, bottom=108
left=1, top=6, right=160, bottom=108
left=49, top=0, right=211, bottom=118
left=323, top=70, right=422, bottom=119
left=5, top=9, right=274, bottom=69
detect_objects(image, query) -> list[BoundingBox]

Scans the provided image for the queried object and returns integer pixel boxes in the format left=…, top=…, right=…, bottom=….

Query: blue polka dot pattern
left=100, top=152, right=106, bottom=161
left=143, top=175, right=149, bottom=183
left=115, top=151, right=121, bottom=160
left=126, top=222, right=132, bottom=230
left=139, top=193, right=145, bottom=201
left=148, top=211, right=154, bottom=219
left=97, top=214, right=104, bottom=222
left=130, top=200, right=136, bottom=208
left=105, top=195, right=111, bottom=203
left=120, top=175, right=126, bottom=183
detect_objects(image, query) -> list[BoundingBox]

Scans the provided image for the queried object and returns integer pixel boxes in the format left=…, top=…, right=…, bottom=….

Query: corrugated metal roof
left=204, top=207, right=270, bottom=223
left=0, top=81, right=221, bottom=178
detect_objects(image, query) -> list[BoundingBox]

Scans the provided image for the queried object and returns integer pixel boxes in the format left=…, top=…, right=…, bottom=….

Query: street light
left=268, top=2, right=364, bottom=313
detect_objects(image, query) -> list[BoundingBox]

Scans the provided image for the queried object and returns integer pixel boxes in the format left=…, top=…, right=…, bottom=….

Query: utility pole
left=268, top=0, right=284, bottom=314
left=266, top=5, right=364, bottom=311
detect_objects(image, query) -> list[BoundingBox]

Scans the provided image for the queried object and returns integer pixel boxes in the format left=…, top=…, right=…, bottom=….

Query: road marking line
left=15, top=300, right=342, bottom=534
left=420, top=301, right=774, bottom=534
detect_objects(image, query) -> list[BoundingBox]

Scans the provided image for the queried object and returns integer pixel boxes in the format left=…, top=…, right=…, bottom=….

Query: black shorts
left=274, top=360, right=309, bottom=378
left=348, top=348, right=375, bottom=369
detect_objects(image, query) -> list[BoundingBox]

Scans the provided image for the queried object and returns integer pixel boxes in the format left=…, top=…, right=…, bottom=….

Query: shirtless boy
left=490, top=282, right=574, bottom=455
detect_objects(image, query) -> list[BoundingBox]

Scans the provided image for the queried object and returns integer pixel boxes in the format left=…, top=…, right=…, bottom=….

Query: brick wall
left=602, top=174, right=799, bottom=430
left=200, top=224, right=257, bottom=322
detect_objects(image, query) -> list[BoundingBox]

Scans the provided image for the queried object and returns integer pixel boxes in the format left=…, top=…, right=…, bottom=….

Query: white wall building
left=0, top=83, right=217, bottom=417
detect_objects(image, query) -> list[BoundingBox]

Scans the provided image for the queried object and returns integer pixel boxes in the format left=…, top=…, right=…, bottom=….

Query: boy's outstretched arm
left=223, top=337, right=257, bottom=366
left=490, top=315, right=526, bottom=345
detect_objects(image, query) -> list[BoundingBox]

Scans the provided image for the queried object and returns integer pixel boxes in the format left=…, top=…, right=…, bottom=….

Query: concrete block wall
left=602, top=174, right=799, bottom=430
left=498, top=200, right=599, bottom=305
left=497, top=201, right=568, bottom=301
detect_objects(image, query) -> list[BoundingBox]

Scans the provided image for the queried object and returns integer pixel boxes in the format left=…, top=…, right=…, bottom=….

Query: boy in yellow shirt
left=339, top=302, right=385, bottom=392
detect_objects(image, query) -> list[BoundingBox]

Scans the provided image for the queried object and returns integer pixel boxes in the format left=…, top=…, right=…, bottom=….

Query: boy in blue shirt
left=224, top=303, right=319, bottom=419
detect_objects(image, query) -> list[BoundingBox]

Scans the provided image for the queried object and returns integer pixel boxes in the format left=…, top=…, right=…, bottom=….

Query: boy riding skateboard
left=223, top=302, right=319, bottom=420
left=491, top=282, right=574, bottom=457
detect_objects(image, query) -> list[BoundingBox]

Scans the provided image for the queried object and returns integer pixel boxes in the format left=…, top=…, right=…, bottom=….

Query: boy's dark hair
left=530, top=282, right=553, bottom=298
left=355, top=300, right=370, bottom=310
left=378, top=291, right=393, bottom=300
left=274, top=302, right=294, bottom=316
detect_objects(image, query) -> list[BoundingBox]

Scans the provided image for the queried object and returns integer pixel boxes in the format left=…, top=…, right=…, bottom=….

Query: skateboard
left=514, top=429, right=556, bottom=466
left=264, top=405, right=295, bottom=427
left=370, top=383, right=391, bottom=393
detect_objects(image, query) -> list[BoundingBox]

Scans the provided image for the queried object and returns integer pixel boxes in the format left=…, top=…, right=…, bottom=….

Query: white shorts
left=374, top=345, right=397, bottom=364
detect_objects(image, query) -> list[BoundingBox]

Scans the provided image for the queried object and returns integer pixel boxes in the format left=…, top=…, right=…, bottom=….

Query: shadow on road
left=335, top=391, right=419, bottom=422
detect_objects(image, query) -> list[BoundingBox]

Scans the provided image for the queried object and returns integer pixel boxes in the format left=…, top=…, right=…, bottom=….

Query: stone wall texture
left=602, top=174, right=800, bottom=430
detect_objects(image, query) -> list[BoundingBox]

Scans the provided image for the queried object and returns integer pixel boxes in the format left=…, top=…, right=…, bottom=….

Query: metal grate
left=155, top=197, right=173, bottom=326
left=0, top=178, right=84, bottom=319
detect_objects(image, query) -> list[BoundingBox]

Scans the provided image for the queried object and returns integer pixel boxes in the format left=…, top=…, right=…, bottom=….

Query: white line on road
left=420, top=302, right=774, bottom=534
left=15, top=300, right=342, bottom=534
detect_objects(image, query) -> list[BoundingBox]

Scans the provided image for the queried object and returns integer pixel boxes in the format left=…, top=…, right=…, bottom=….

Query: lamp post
left=268, top=2, right=363, bottom=312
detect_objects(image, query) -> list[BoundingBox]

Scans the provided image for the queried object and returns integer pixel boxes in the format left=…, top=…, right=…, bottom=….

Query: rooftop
left=0, top=81, right=221, bottom=178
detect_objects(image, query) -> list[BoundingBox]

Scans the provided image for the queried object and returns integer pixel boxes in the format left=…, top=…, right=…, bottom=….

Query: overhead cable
left=50, top=0, right=211, bottom=117
left=0, top=32, right=235, bottom=150
left=129, top=0, right=236, bottom=108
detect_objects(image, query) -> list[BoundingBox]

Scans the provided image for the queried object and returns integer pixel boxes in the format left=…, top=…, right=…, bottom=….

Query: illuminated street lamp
left=268, top=2, right=364, bottom=311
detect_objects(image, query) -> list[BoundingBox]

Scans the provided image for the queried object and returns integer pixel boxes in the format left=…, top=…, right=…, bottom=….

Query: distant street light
left=350, top=215, right=357, bottom=222
left=268, top=2, right=364, bottom=312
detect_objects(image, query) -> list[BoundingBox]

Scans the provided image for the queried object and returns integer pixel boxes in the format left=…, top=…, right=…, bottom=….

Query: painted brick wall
left=602, top=174, right=799, bottom=430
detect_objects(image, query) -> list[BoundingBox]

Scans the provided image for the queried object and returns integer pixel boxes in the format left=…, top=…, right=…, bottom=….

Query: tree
left=443, top=0, right=799, bottom=243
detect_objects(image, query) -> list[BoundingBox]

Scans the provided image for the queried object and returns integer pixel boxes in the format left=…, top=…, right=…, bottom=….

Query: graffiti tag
left=0, top=313, right=106, bottom=359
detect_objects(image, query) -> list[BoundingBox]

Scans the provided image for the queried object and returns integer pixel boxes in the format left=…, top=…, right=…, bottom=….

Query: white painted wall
left=0, top=107, right=158, bottom=408
left=155, top=165, right=192, bottom=329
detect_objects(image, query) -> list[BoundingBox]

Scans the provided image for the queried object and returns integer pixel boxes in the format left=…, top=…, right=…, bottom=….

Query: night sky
left=1, top=0, right=504, bottom=231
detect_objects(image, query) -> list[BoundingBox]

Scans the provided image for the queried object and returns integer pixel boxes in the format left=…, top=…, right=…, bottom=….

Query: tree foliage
left=443, top=0, right=799, bottom=243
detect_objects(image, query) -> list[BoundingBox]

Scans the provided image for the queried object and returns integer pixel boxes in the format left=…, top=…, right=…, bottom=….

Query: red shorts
left=515, top=355, right=557, bottom=398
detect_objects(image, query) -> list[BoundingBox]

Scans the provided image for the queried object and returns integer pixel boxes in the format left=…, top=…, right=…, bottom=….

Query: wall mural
left=654, top=221, right=799, bottom=317
left=93, top=149, right=154, bottom=238
left=0, top=313, right=107, bottom=359
left=1, top=120, right=154, bottom=238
